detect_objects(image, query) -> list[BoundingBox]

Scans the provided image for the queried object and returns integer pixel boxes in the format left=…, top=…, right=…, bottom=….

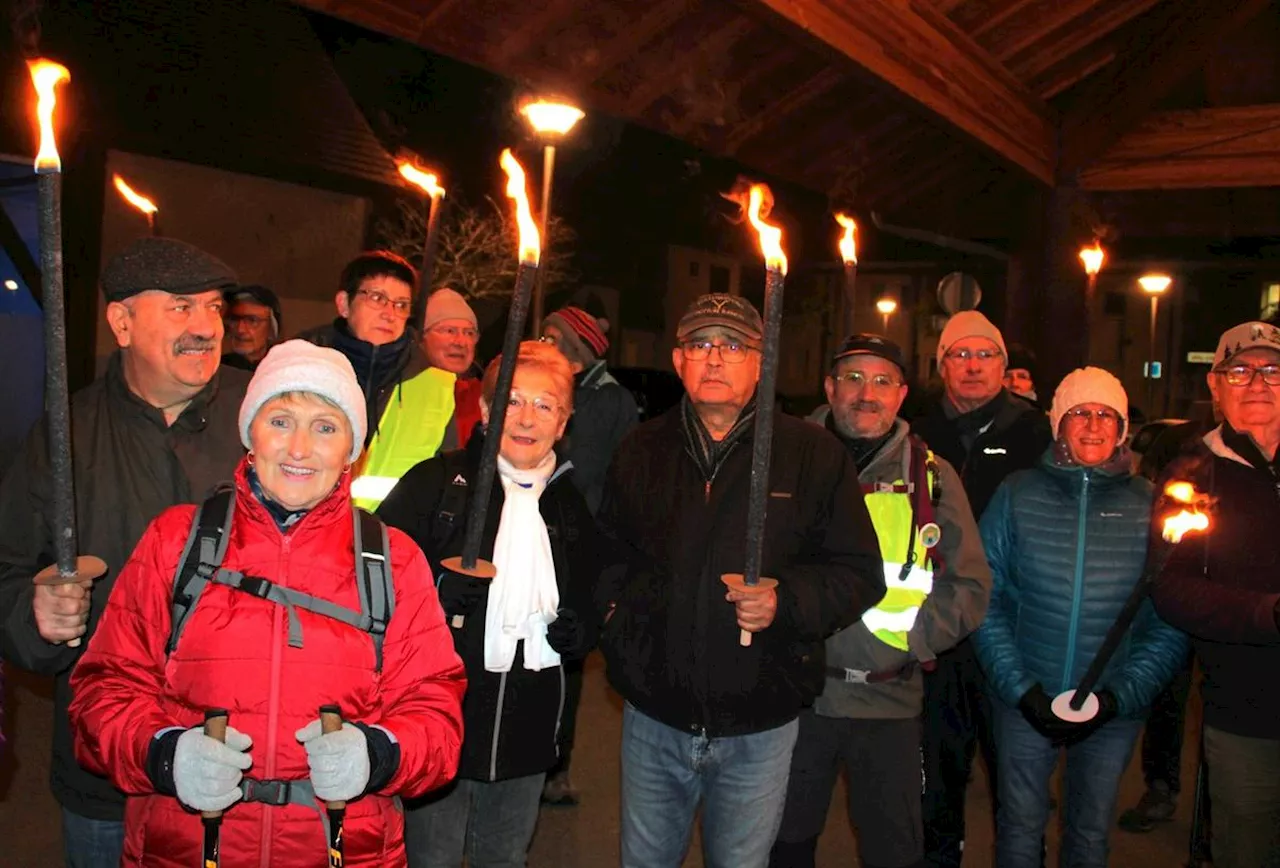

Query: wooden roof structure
left=295, top=0, right=1280, bottom=241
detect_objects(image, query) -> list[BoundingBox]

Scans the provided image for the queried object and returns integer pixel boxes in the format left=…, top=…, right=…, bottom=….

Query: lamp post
left=519, top=99, right=584, bottom=335
left=876, top=297, right=898, bottom=333
left=1139, top=273, right=1172, bottom=417
left=1079, top=241, right=1105, bottom=354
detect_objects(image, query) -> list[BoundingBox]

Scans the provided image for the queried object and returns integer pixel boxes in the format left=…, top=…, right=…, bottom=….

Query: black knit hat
left=1005, top=343, right=1038, bottom=380
left=101, top=238, right=237, bottom=302
left=676, top=294, right=764, bottom=345
left=831, top=333, right=907, bottom=376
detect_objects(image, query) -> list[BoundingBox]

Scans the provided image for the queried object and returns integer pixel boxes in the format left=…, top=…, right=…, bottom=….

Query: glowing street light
left=519, top=99, right=584, bottom=334
left=1140, top=273, right=1173, bottom=415
left=876, top=297, right=898, bottom=333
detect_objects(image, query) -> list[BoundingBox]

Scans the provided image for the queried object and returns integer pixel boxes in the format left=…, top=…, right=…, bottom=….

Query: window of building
left=709, top=264, right=730, bottom=295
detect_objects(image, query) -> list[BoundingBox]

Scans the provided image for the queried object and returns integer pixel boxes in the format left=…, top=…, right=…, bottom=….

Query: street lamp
left=520, top=99, right=584, bottom=334
left=876, top=297, right=898, bottom=333
left=1139, top=273, right=1172, bottom=416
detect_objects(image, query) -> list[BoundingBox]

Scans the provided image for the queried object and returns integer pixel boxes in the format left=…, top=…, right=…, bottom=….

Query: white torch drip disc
left=1052, top=690, right=1100, bottom=723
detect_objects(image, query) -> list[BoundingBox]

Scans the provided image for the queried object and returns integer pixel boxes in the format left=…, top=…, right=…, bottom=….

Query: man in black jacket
left=0, top=237, right=248, bottom=867
left=599, top=294, right=885, bottom=868
left=911, top=310, right=1052, bottom=868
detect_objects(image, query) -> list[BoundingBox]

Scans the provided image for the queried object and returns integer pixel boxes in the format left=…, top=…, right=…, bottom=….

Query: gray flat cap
left=101, top=237, right=237, bottom=302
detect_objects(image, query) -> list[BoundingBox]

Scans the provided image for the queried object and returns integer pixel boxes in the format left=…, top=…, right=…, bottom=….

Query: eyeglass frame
left=226, top=313, right=270, bottom=328
left=504, top=391, right=564, bottom=421
left=679, top=339, right=757, bottom=364
left=830, top=370, right=903, bottom=390
left=942, top=347, right=1004, bottom=365
left=353, top=288, right=413, bottom=318
left=1062, top=406, right=1123, bottom=426
left=427, top=324, right=479, bottom=341
left=1214, top=363, right=1280, bottom=387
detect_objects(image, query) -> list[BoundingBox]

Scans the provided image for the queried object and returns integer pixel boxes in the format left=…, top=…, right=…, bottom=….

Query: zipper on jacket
left=553, top=664, right=567, bottom=758
left=489, top=670, right=509, bottom=781
left=260, top=533, right=291, bottom=868
left=1061, top=472, right=1090, bottom=694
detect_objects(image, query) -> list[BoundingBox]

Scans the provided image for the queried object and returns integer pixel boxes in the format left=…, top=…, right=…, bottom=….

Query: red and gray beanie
left=544, top=306, right=609, bottom=365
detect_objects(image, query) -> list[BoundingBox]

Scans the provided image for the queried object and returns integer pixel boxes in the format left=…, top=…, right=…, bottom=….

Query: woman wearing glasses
left=972, top=367, right=1187, bottom=868
left=377, top=341, right=605, bottom=868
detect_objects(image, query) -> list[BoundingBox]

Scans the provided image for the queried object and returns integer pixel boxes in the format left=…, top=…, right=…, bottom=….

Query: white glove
left=295, top=719, right=370, bottom=802
left=173, top=726, right=253, bottom=812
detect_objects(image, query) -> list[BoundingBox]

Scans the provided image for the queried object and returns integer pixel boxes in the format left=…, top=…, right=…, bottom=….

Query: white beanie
left=936, top=310, right=1008, bottom=366
left=239, top=339, right=368, bottom=463
left=1050, top=366, right=1129, bottom=441
left=423, top=287, right=477, bottom=330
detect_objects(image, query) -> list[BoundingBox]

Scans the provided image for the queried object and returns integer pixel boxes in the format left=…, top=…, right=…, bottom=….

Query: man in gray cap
left=598, top=294, right=884, bottom=867
left=0, top=237, right=249, bottom=867
left=773, top=334, right=990, bottom=868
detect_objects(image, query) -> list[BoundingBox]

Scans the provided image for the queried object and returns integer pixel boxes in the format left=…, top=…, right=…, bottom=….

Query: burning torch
left=835, top=213, right=857, bottom=336
left=1052, top=481, right=1210, bottom=722
left=439, top=149, right=541, bottom=627
left=113, top=173, right=160, bottom=235
left=721, top=182, right=788, bottom=648
left=28, top=60, right=106, bottom=648
left=397, top=159, right=446, bottom=335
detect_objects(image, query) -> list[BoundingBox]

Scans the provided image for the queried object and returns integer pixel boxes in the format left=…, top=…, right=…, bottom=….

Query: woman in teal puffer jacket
left=973, top=367, right=1187, bottom=868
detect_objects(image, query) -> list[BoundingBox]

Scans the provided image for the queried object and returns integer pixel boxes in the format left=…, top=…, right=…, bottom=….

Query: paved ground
left=3, top=655, right=1201, bottom=866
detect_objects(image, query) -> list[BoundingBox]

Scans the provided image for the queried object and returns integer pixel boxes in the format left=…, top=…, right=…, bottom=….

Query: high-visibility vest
left=861, top=446, right=938, bottom=652
left=351, top=367, right=456, bottom=511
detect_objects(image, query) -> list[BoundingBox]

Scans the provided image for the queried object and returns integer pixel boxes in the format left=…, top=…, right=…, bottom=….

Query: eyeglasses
left=506, top=392, right=562, bottom=420
left=227, top=314, right=268, bottom=327
left=428, top=324, right=479, bottom=341
left=1217, top=364, right=1280, bottom=387
left=943, top=348, right=1003, bottom=364
left=832, top=371, right=901, bottom=390
left=1063, top=407, right=1122, bottom=426
left=681, top=340, right=753, bottom=364
left=354, top=289, right=412, bottom=318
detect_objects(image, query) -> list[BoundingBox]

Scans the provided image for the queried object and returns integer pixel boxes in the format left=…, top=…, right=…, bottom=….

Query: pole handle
left=318, top=705, right=347, bottom=811
left=201, top=709, right=229, bottom=820
left=739, top=629, right=752, bottom=647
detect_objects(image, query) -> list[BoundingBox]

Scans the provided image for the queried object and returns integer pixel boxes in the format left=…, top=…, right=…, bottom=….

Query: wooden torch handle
left=201, top=709, right=229, bottom=820
left=318, top=704, right=346, bottom=810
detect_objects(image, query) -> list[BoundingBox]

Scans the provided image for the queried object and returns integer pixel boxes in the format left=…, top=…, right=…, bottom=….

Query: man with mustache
left=0, top=237, right=249, bottom=867
left=1151, top=321, right=1280, bottom=868
left=599, top=294, right=885, bottom=867
left=771, top=334, right=990, bottom=868
left=911, top=310, right=1052, bottom=868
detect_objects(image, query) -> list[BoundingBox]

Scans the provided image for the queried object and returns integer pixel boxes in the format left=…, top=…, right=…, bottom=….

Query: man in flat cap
left=598, top=294, right=884, bottom=867
left=0, top=237, right=249, bottom=867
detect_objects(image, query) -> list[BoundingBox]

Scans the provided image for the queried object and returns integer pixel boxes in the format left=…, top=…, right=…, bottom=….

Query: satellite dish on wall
left=937, top=272, right=982, bottom=314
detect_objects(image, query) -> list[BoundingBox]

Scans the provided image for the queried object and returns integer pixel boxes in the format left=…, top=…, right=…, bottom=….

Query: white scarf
left=484, top=450, right=561, bottom=673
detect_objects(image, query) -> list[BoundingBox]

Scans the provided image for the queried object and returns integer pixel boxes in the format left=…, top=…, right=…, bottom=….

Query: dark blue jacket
left=973, top=445, right=1187, bottom=717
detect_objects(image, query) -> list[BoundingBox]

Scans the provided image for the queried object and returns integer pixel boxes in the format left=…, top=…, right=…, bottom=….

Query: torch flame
left=747, top=184, right=788, bottom=275
left=499, top=149, right=540, bottom=266
left=1079, top=241, right=1105, bottom=277
left=28, top=59, right=70, bottom=173
left=397, top=161, right=445, bottom=199
left=112, top=175, right=158, bottom=215
left=1164, top=481, right=1197, bottom=504
left=1162, top=509, right=1209, bottom=544
left=835, top=213, right=857, bottom=265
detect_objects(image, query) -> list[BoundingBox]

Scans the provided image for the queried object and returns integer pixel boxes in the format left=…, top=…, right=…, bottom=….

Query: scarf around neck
left=485, top=449, right=561, bottom=673
left=680, top=394, right=758, bottom=484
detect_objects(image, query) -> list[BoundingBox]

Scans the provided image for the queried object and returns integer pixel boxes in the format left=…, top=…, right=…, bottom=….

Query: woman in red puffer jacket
left=69, top=340, right=466, bottom=867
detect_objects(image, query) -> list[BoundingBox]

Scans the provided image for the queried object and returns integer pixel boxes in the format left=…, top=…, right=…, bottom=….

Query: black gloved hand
left=1059, top=690, right=1120, bottom=747
left=437, top=572, right=488, bottom=620
left=1018, top=684, right=1079, bottom=744
left=547, top=608, right=586, bottom=658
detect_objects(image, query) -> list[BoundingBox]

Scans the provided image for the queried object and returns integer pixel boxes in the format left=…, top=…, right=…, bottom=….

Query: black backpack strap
left=353, top=507, right=394, bottom=671
left=428, top=453, right=472, bottom=566
left=168, top=487, right=236, bottom=657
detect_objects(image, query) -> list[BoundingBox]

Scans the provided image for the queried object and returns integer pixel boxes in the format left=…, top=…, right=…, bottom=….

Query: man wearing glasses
left=772, top=334, right=990, bottom=868
left=1152, top=321, right=1280, bottom=868
left=220, top=284, right=281, bottom=371
left=912, top=310, right=1052, bottom=868
left=598, top=294, right=885, bottom=868
left=298, top=251, right=458, bottom=510
left=421, top=287, right=486, bottom=449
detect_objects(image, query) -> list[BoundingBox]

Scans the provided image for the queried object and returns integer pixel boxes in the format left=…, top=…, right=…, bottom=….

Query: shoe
left=541, top=770, right=579, bottom=806
left=1118, top=781, right=1177, bottom=833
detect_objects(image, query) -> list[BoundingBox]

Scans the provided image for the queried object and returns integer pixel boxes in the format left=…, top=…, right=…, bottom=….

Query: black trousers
left=1140, top=651, right=1193, bottom=793
left=921, top=638, right=998, bottom=868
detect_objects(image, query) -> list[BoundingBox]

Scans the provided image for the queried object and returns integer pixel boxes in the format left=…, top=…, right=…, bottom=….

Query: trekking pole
left=1187, top=748, right=1210, bottom=867
left=319, top=705, right=346, bottom=867
left=201, top=709, right=229, bottom=868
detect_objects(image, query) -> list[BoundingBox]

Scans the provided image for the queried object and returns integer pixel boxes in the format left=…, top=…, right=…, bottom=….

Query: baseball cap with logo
left=830, top=333, right=908, bottom=376
left=676, top=293, right=764, bottom=346
left=1213, top=321, right=1280, bottom=369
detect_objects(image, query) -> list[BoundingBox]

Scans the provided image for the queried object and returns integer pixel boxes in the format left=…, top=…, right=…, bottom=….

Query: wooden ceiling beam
left=1010, top=0, right=1168, bottom=81
left=583, top=0, right=692, bottom=86
left=1029, top=38, right=1120, bottom=100
left=1079, top=104, right=1280, bottom=191
left=747, top=0, right=1055, bottom=184
left=622, top=16, right=755, bottom=115
left=489, top=0, right=584, bottom=67
left=992, top=0, right=1157, bottom=63
left=723, top=66, right=846, bottom=154
left=972, top=0, right=1042, bottom=40
left=1057, top=0, right=1272, bottom=179
left=879, top=143, right=978, bottom=213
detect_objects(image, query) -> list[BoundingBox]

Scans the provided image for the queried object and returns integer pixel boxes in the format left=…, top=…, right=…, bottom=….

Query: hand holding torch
left=318, top=705, right=346, bottom=867
left=201, top=709, right=229, bottom=868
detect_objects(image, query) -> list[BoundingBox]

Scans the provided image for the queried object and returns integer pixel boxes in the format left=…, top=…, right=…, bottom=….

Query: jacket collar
left=105, top=349, right=220, bottom=432
left=1205, top=423, right=1279, bottom=472
left=233, top=455, right=354, bottom=539
left=1036, top=438, right=1133, bottom=487
left=855, top=419, right=911, bottom=479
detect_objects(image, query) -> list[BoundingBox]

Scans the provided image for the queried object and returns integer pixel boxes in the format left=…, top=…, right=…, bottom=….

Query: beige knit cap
left=423, top=287, right=477, bottom=330
left=936, top=310, right=1008, bottom=366
left=1050, top=366, right=1129, bottom=441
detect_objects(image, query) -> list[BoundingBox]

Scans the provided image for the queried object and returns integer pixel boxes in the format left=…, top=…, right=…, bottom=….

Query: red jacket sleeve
left=374, top=529, right=466, bottom=798
left=68, top=508, right=193, bottom=794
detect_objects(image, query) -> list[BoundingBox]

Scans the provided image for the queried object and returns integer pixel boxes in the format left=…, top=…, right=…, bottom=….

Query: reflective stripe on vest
left=352, top=367, right=456, bottom=511
left=862, top=459, right=936, bottom=651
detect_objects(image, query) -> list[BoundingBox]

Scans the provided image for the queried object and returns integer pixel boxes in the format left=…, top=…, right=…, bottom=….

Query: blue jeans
left=61, top=808, right=125, bottom=868
left=992, top=700, right=1140, bottom=868
left=620, top=703, right=799, bottom=868
left=403, top=773, right=545, bottom=868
